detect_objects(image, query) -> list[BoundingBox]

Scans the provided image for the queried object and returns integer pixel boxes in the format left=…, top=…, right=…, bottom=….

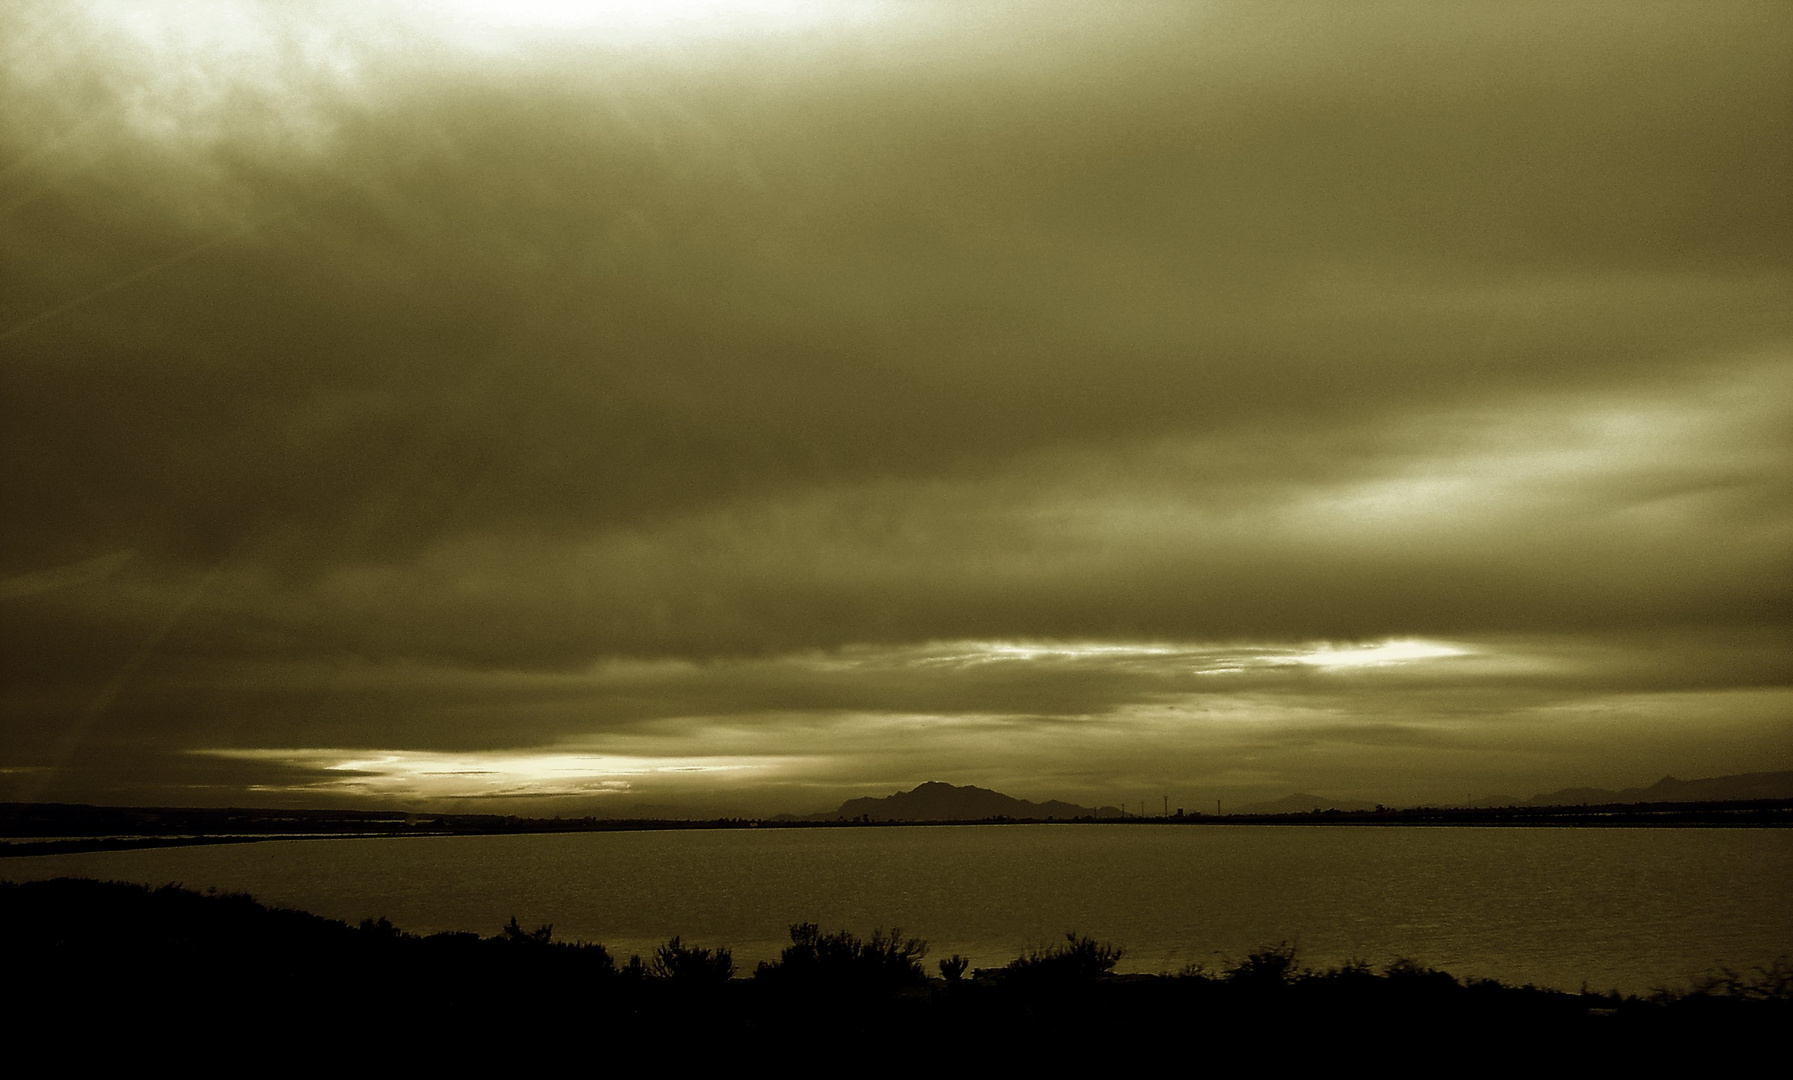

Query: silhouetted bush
left=938, top=954, right=969, bottom=982
left=1381, top=955, right=1459, bottom=992
left=1226, top=942, right=1301, bottom=988
left=358, top=915, right=403, bottom=940
left=1323, top=957, right=1374, bottom=979
left=500, top=916, right=555, bottom=946
left=755, top=922, right=929, bottom=990
left=1003, top=933, right=1123, bottom=980
left=651, top=935, right=735, bottom=983
left=1681, top=959, right=1793, bottom=1002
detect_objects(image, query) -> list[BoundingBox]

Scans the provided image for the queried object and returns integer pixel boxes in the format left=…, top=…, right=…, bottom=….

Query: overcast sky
left=2, top=1, right=1788, bottom=816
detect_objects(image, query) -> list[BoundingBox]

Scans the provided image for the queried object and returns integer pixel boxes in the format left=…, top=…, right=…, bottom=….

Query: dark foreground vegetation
left=3, top=878, right=1784, bottom=1065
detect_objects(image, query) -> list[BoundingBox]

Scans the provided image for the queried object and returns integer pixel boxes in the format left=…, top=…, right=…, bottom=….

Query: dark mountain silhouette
left=1233, top=792, right=1379, bottom=815
left=795, top=781, right=1118, bottom=822
left=791, top=772, right=1792, bottom=823
left=1517, top=771, right=1793, bottom=807
left=1254, top=771, right=1793, bottom=814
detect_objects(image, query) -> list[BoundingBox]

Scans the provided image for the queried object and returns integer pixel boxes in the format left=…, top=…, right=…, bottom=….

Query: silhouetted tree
left=1004, top=933, right=1123, bottom=981
left=500, top=916, right=554, bottom=946
left=358, top=915, right=403, bottom=940
left=1226, top=942, right=1300, bottom=989
left=756, top=923, right=929, bottom=991
left=651, top=936, right=735, bottom=983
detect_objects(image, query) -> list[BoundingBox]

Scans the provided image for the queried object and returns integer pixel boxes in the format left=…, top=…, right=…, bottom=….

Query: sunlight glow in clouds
left=1289, top=640, right=1471, bottom=669
left=199, top=748, right=796, bottom=802
left=58, top=0, right=892, bottom=161
left=413, top=0, right=884, bottom=38
left=925, top=642, right=1182, bottom=665
left=909, top=639, right=1472, bottom=672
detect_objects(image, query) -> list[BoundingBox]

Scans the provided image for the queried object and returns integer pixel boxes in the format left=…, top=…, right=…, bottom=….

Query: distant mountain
left=1230, top=771, right=1793, bottom=817
left=794, top=781, right=1118, bottom=822
left=1232, top=792, right=1379, bottom=815
left=1519, top=771, right=1793, bottom=807
left=784, top=771, right=1793, bottom=825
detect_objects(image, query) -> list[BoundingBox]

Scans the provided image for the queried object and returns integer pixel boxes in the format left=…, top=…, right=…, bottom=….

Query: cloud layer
left=3, top=2, right=1788, bottom=813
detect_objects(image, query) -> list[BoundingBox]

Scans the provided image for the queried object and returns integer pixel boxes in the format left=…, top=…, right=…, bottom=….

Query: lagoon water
left=9, top=824, right=1790, bottom=994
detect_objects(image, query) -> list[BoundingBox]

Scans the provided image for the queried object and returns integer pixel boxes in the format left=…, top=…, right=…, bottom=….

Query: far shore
left=4, top=797, right=1789, bottom=857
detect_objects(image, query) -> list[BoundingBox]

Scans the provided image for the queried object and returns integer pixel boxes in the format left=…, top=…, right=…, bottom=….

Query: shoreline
left=4, top=797, right=1790, bottom=858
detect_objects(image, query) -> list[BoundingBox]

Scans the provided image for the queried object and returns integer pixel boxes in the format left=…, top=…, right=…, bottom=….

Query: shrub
left=358, top=916, right=404, bottom=940
left=1382, top=956, right=1457, bottom=990
left=651, top=936, right=735, bottom=983
left=499, top=917, right=554, bottom=946
left=758, top=923, right=929, bottom=989
left=1311, top=957, right=1377, bottom=988
left=1225, top=943, right=1301, bottom=988
left=1005, top=933, right=1123, bottom=981
left=1681, top=958, right=1793, bottom=1001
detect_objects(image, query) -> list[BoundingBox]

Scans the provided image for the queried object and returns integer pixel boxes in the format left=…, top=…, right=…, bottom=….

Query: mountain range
left=1472, top=770, right=1793, bottom=809
left=794, top=772, right=1793, bottom=822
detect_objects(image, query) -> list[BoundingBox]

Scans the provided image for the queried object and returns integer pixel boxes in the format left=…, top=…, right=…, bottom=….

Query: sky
left=1, top=1, right=1788, bottom=817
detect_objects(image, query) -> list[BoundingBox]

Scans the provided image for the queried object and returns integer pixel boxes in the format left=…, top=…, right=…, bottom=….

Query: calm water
left=8, top=824, right=1789, bottom=993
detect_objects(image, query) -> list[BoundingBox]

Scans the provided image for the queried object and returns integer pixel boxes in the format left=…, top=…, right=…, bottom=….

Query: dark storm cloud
left=7, top=4, right=1786, bottom=567
left=2, top=2, right=1788, bottom=809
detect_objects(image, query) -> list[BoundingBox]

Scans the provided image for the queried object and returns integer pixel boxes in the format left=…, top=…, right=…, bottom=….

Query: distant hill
left=792, top=781, right=1118, bottom=822
left=793, top=772, right=1793, bottom=824
left=1232, top=792, right=1379, bottom=815
left=1241, top=771, right=1793, bottom=816
left=1517, top=771, right=1793, bottom=807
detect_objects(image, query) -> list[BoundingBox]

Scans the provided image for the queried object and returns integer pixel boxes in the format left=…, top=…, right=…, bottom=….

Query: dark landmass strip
left=1477, top=770, right=1793, bottom=808
left=0, top=801, right=760, bottom=856
left=1210, top=798, right=1793, bottom=827
left=1235, top=771, right=1793, bottom=814
left=1, top=877, right=1783, bottom=1064
left=4, top=797, right=1791, bottom=858
left=814, top=774, right=1793, bottom=823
